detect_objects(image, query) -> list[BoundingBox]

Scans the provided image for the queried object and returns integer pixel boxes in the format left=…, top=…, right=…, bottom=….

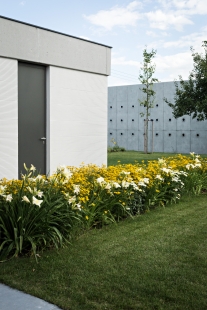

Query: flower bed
left=0, top=153, right=207, bottom=261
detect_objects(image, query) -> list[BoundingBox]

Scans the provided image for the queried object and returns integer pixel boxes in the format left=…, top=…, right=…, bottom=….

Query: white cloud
left=148, top=0, right=207, bottom=32
left=84, top=0, right=206, bottom=34
left=162, top=27, right=207, bottom=50
left=19, top=1, right=26, bottom=5
left=156, top=52, right=192, bottom=71
left=83, top=1, right=142, bottom=31
left=146, top=30, right=159, bottom=37
left=154, top=51, right=194, bottom=81
left=105, top=1, right=207, bottom=87
left=164, top=37, right=201, bottom=49
left=112, top=55, right=140, bottom=68
left=145, top=9, right=193, bottom=31
left=202, top=25, right=207, bottom=31
left=158, top=0, right=207, bottom=13
left=146, top=40, right=164, bottom=50
left=172, top=0, right=207, bottom=15
left=172, top=0, right=198, bottom=10
left=157, top=0, right=207, bottom=15
left=108, top=75, right=136, bottom=86
left=109, top=50, right=195, bottom=86
left=146, top=30, right=169, bottom=37
left=111, top=50, right=193, bottom=77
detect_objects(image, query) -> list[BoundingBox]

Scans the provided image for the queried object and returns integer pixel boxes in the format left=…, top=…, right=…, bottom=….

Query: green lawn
left=107, top=151, right=207, bottom=166
left=1, top=194, right=207, bottom=310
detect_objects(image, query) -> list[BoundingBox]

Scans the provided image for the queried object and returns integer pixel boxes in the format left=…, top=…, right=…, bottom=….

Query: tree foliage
left=139, top=48, right=159, bottom=117
left=165, top=41, right=207, bottom=121
left=138, top=48, right=158, bottom=153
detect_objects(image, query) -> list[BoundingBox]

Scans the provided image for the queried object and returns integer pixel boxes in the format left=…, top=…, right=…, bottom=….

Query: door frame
left=18, top=61, right=50, bottom=177
left=46, top=66, right=50, bottom=176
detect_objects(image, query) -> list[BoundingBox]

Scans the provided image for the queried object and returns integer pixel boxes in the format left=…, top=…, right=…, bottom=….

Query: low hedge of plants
left=0, top=153, right=206, bottom=261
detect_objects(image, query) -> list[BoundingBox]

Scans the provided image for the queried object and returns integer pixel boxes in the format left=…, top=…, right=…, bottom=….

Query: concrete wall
left=49, top=66, right=107, bottom=173
left=108, top=82, right=207, bottom=154
left=0, top=16, right=111, bottom=76
left=0, top=57, right=18, bottom=179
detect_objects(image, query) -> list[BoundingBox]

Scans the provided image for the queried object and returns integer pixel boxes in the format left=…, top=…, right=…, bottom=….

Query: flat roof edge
left=0, top=15, right=112, bottom=49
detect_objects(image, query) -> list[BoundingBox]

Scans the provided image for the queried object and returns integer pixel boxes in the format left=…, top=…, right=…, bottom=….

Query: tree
left=165, top=41, right=207, bottom=121
left=139, top=48, right=159, bottom=153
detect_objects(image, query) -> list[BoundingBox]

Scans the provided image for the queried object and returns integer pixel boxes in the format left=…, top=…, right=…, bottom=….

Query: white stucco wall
left=0, top=17, right=110, bottom=178
left=49, top=66, right=107, bottom=173
left=0, top=16, right=111, bottom=76
left=0, top=57, right=18, bottom=179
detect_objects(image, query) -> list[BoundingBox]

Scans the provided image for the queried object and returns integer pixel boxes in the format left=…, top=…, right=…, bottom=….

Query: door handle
left=40, top=137, right=46, bottom=144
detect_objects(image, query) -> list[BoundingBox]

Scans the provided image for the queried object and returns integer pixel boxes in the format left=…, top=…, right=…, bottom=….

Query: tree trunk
left=144, top=119, right=148, bottom=154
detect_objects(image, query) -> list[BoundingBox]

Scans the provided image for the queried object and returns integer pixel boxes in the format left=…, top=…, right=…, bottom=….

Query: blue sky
left=1, top=0, right=207, bottom=86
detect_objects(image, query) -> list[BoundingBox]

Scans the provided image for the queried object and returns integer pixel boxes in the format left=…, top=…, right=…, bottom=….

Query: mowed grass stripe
left=1, top=194, right=207, bottom=310
left=107, top=151, right=207, bottom=166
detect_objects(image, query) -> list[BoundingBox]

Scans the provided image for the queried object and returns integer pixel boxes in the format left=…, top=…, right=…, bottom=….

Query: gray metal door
left=18, top=62, right=46, bottom=178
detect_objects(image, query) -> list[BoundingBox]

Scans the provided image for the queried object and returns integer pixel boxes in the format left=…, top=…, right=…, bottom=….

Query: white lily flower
left=158, top=158, right=166, bottom=164
left=37, top=191, right=43, bottom=198
left=105, top=183, right=112, bottom=190
left=64, top=169, right=73, bottom=179
left=138, top=182, right=146, bottom=187
left=172, top=177, right=180, bottom=182
left=113, top=182, right=121, bottom=188
left=5, top=194, right=12, bottom=202
left=58, top=165, right=73, bottom=179
left=28, top=178, right=36, bottom=182
left=32, top=196, right=43, bottom=207
left=73, top=185, right=80, bottom=195
left=122, top=180, right=130, bottom=188
left=27, top=187, right=43, bottom=198
left=179, top=171, right=188, bottom=177
left=120, top=171, right=130, bottom=175
left=64, top=192, right=70, bottom=199
left=97, top=177, right=105, bottom=184
left=186, top=164, right=195, bottom=170
left=131, top=182, right=138, bottom=190
left=0, top=185, right=7, bottom=195
left=27, top=186, right=33, bottom=193
left=30, top=164, right=36, bottom=172
left=68, top=196, right=76, bottom=204
left=33, top=187, right=38, bottom=195
left=22, top=196, right=30, bottom=203
left=58, top=165, right=66, bottom=170
left=23, top=163, right=28, bottom=171
left=161, top=167, right=172, bottom=174
left=75, top=203, right=82, bottom=211
left=143, top=178, right=149, bottom=184
left=155, top=175, right=163, bottom=181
